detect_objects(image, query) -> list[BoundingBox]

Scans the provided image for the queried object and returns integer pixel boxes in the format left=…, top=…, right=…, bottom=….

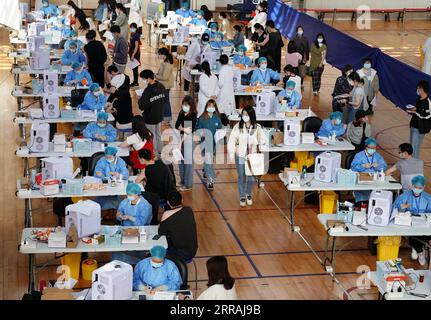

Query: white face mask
left=130, top=28, right=136, bottom=33
left=297, top=30, right=303, bottom=35
left=70, top=48, right=77, bottom=54
left=95, top=90, right=103, bottom=96
left=317, top=38, right=323, bottom=43
left=75, top=69, right=82, bottom=74
left=151, top=261, right=163, bottom=268
left=182, top=105, right=190, bottom=113
left=142, top=80, right=148, bottom=87
left=260, top=64, right=267, bottom=71
left=107, top=157, right=115, bottom=163
left=242, top=115, right=250, bottom=123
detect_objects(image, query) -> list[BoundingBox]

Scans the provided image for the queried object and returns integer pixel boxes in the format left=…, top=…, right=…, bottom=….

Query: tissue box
left=394, top=212, right=412, bottom=226
left=352, top=210, right=366, bottom=226
left=336, top=168, right=357, bottom=186
left=122, top=228, right=140, bottom=244
left=103, top=228, right=122, bottom=247
left=40, top=179, right=60, bottom=196
left=61, top=109, right=78, bottom=119
left=48, top=230, right=66, bottom=248
left=301, top=132, right=315, bottom=144
left=73, top=139, right=92, bottom=153
left=62, top=179, right=83, bottom=195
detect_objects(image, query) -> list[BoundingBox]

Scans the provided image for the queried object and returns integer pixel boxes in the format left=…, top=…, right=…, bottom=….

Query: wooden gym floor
left=1, top=19, right=431, bottom=300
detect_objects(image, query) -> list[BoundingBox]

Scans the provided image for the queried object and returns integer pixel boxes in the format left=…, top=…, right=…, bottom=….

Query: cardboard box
left=122, top=228, right=140, bottom=244
left=40, top=179, right=60, bottom=196
left=48, top=229, right=66, bottom=248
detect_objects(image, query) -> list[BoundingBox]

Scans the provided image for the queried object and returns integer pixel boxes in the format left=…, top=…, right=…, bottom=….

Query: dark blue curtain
left=268, top=0, right=431, bottom=110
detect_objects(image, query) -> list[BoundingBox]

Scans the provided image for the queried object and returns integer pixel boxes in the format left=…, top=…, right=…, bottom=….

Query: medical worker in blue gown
left=116, top=183, right=152, bottom=226
left=316, top=111, right=346, bottom=138
left=60, top=41, right=86, bottom=66
left=232, top=45, right=252, bottom=67
left=350, top=137, right=387, bottom=202
left=78, top=83, right=107, bottom=112
left=64, top=62, right=93, bottom=86
left=392, top=175, right=431, bottom=266
left=249, top=57, right=280, bottom=85
left=133, top=246, right=182, bottom=293
left=83, top=111, right=117, bottom=142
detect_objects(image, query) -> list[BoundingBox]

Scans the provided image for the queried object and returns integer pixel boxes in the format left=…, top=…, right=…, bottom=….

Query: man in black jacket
left=138, top=69, right=167, bottom=156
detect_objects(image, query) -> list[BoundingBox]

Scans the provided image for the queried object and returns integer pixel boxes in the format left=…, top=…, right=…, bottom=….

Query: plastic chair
left=302, top=116, right=323, bottom=133
left=87, top=151, right=105, bottom=176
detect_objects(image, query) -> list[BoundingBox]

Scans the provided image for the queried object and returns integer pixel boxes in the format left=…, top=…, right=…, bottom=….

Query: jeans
left=410, top=127, right=424, bottom=159
left=146, top=122, right=162, bottom=156
left=114, top=61, right=126, bottom=73
left=164, top=89, right=172, bottom=121
left=179, top=136, right=194, bottom=188
left=346, top=105, right=363, bottom=124
left=204, top=151, right=216, bottom=183
left=235, top=156, right=254, bottom=199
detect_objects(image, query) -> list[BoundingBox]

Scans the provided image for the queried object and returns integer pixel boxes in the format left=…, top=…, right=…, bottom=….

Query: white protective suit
left=217, top=64, right=236, bottom=116
left=197, top=73, right=220, bottom=117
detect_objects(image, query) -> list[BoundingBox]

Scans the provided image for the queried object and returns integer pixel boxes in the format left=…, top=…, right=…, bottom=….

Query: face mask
left=197, top=15, right=202, bottom=19
left=151, top=261, right=163, bottom=268
left=297, top=30, right=303, bottom=35
left=260, top=64, right=267, bottom=71
left=95, top=90, right=103, bottom=96
left=211, top=28, right=217, bottom=33
left=286, top=89, right=293, bottom=95
left=364, top=63, right=371, bottom=69
left=127, top=195, right=136, bottom=202
left=317, top=38, right=323, bottom=43
left=43, top=3, right=49, bottom=7
left=142, top=80, right=148, bottom=87
left=366, top=148, right=376, bottom=155
left=413, top=188, right=424, bottom=195
left=182, top=105, right=190, bottom=113
left=239, top=51, right=244, bottom=56
left=242, top=115, right=250, bottom=123
left=348, top=79, right=354, bottom=86
left=130, top=28, right=136, bottom=33
left=97, top=122, right=106, bottom=128
left=71, top=49, right=77, bottom=54
left=216, top=37, right=222, bottom=42
left=202, top=41, right=208, bottom=45
left=75, top=69, right=82, bottom=74
left=417, top=89, right=421, bottom=95
left=107, top=157, right=115, bottom=163
left=207, top=107, right=215, bottom=113
left=335, top=118, right=342, bottom=125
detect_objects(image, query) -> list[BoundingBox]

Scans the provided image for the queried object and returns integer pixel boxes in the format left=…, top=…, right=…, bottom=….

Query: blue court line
left=195, top=169, right=263, bottom=278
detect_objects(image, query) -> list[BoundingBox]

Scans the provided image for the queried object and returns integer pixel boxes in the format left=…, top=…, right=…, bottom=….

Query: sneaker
left=179, top=186, right=192, bottom=192
left=207, top=182, right=214, bottom=191
left=418, top=251, right=427, bottom=266
left=239, top=198, right=246, bottom=207
left=176, top=182, right=183, bottom=188
left=411, top=248, right=418, bottom=261
left=246, top=195, right=253, bottom=206
left=130, top=82, right=139, bottom=87
left=203, top=171, right=207, bottom=179
left=313, top=91, right=318, bottom=95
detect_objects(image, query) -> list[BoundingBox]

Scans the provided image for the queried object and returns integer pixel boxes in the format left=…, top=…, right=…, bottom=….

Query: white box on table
left=65, top=200, right=101, bottom=238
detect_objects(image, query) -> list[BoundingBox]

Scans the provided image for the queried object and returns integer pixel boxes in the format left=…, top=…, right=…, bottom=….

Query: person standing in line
left=156, top=47, right=175, bottom=124
left=357, top=58, right=380, bottom=115
left=265, top=20, right=284, bottom=72
left=291, top=25, right=310, bottom=88
left=407, top=80, right=431, bottom=159
left=83, top=30, right=108, bottom=86
left=114, top=3, right=130, bottom=39
left=129, top=22, right=141, bottom=87
left=138, top=69, right=167, bottom=157
left=197, top=61, right=219, bottom=117
left=309, top=33, right=327, bottom=95
left=110, top=25, right=128, bottom=73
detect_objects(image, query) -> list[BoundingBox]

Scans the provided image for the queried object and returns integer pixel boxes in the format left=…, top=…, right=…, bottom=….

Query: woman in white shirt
left=248, top=1, right=268, bottom=33
left=346, top=72, right=369, bottom=124
left=227, top=106, right=267, bottom=207
left=180, top=256, right=237, bottom=300
left=197, top=61, right=220, bottom=117
left=217, top=54, right=236, bottom=116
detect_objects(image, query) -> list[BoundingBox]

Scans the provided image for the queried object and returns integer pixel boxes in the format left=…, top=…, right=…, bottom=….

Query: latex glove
left=110, top=172, right=119, bottom=178
left=372, top=162, right=379, bottom=168
left=154, top=285, right=168, bottom=292
left=116, top=211, right=123, bottom=220
left=362, top=163, right=372, bottom=169
left=401, top=203, right=410, bottom=210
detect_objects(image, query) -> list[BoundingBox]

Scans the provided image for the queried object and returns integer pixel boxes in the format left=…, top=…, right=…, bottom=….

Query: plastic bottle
left=308, top=106, right=312, bottom=117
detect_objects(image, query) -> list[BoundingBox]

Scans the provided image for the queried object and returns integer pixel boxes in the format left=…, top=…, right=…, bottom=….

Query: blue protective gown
left=232, top=54, right=252, bottom=67
left=190, top=17, right=207, bottom=27
left=133, top=258, right=182, bottom=291
left=64, top=69, right=93, bottom=86
left=41, top=4, right=61, bottom=17
left=351, top=150, right=388, bottom=202
left=205, top=30, right=218, bottom=40
left=78, top=91, right=107, bottom=112
left=117, top=197, right=152, bottom=226
left=94, top=157, right=129, bottom=180
left=316, top=119, right=346, bottom=138
left=393, top=191, right=431, bottom=214
left=82, top=122, right=117, bottom=142
left=250, top=68, right=280, bottom=85
left=276, top=90, right=301, bottom=109
left=64, top=39, right=84, bottom=51
left=61, top=49, right=86, bottom=66
left=210, top=40, right=233, bottom=50
left=176, top=9, right=196, bottom=18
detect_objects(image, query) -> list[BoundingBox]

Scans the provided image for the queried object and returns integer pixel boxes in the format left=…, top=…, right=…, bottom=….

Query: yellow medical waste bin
left=319, top=191, right=338, bottom=214
left=376, top=236, right=402, bottom=261
left=81, top=259, right=98, bottom=281
left=60, top=253, right=82, bottom=280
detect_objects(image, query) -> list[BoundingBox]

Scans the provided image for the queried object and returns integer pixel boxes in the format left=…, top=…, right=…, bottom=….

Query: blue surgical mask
left=130, top=28, right=136, bottom=33
left=239, top=51, right=244, bottom=56
left=151, top=261, right=163, bottom=268
left=207, top=107, right=215, bottom=113
left=260, top=64, right=267, bottom=71
left=366, top=148, right=376, bottom=155
left=127, top=195, right=135, bottom=201
left=364, top=63, right=371, bottom=69
left=97, top=122, right=106, bottom=128
left=413, top=188, right=424, bottom=195
left=107, top=157, right=115, bottom=163
left=335, top=118, right=341, bottom=125
left=182, top=105, right=190, bottom=113
left=211, top=28, right=217, bottom=33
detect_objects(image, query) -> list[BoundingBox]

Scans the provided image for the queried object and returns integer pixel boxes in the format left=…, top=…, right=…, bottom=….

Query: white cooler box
left=284, top=118, right=301, bottom=145
left=368, top=190, right=393, bottom=227
left=314, top=152, right=341, bottom=183
left=41, top=156, right=73, bottom=181
left=65, top=200, right=101, bottom=238
left=255, top=91, right=275, bottom=116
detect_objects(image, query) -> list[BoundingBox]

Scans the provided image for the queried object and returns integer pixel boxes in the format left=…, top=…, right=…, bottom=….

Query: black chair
left=345, top=151, right=359, bottom=170
left=142, top=191, right=160, bottom=225
left=302, top=116, right=323, bottom=133
left=166, top=255, right=188, bottom=290
left=87, top=151, right=105, bottom=176
left=245, top=70, right=254, bottom=85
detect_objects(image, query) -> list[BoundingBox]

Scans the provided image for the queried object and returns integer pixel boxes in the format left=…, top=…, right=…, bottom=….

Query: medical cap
left=150, top=245, right=167, bottom=259
left=258, top=57, right=267, bottom=64
left=365, top=137, right=377, bottom=146
left=286, top=80, right=296, bottom=89
left=42, top=0, right=48, bottom=4
left=209, top=22, right=218, bottom=29
left=72, top=62, right=81, bottom=70
left=238, top=45, right=247, bottom=52
left=217, top=32, right=224, bottom=39
left=89, top=83, right=100, bottom=92
left=69, top=41, right=77, bottom=48
left=181, top=1, right=189, bottom=8
left=411, top=175, right=426, bottom=187
left=197, top=10, right=204, bottom=16
left=105, top=146, right=118, bottom=156
left=97, top=111, right=109, bottom=121
left=69, top=30, right=77, bottom=37
left=329, top=111, right=343, bottom=120
left=126, top=183, right=141, bottom=195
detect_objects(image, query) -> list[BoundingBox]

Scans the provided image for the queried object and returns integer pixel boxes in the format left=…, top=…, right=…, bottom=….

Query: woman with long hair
left=156, top=47, right=175, bottom=122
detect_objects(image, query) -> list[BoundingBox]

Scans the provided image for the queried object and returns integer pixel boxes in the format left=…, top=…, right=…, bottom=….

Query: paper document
left=98, top=23, right=107, bottom=32
left=135, top=88, right=144, bottom=97
left=127, top=58, right=140, bottom=70
left=104, top=31, right=114, bottom=41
